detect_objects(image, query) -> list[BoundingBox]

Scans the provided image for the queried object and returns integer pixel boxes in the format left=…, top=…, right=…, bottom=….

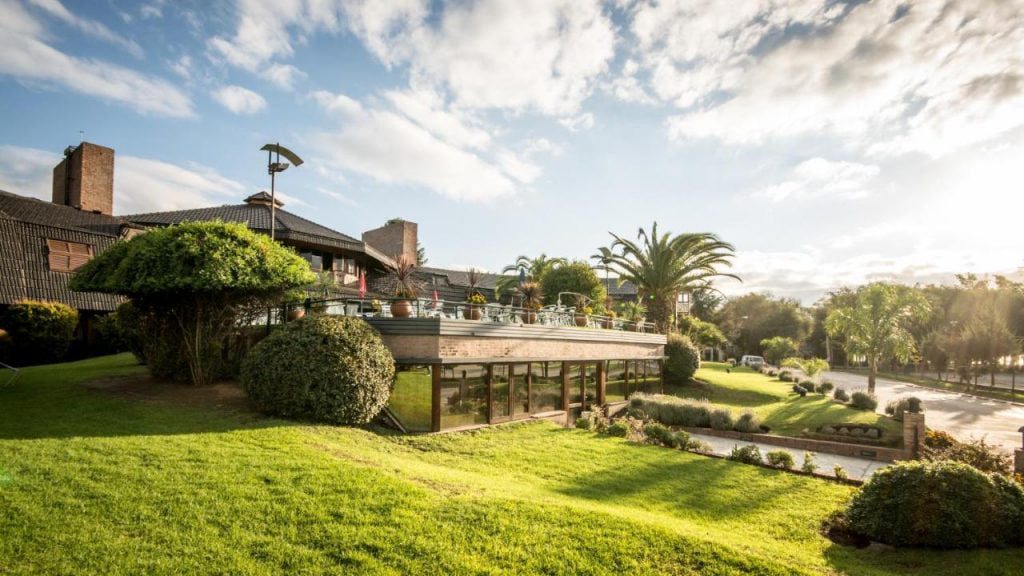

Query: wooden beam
left=431, top=364, right=441, bottom=432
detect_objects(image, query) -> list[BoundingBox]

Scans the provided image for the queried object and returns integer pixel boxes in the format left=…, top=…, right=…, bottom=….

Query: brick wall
left=362, top=219, right=417, bottom=262
left=381, top=332, right=664, bottom=362
left=683, top=427, right=907, bottom=462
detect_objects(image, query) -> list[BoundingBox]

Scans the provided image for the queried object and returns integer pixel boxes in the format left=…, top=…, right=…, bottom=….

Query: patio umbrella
left=358, top=272, right=367, bottom=298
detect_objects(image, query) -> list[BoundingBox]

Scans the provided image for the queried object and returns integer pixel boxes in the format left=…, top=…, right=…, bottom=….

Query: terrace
left=275, top=296, right=668, bottom=433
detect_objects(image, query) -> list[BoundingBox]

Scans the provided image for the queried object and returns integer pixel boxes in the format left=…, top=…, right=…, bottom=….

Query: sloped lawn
left=1, top=354, right=1021, bottom=575
left=670, top=363, right=901, bottom=440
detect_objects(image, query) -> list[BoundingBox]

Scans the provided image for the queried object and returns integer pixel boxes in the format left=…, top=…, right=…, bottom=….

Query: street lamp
left=259, top=143, right=304, bottom=240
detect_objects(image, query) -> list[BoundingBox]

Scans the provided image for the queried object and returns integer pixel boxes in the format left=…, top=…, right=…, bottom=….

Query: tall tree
left=595, top=222, right=738, bottom=332
left=719, top=293, right=812, bottom=355
left=825, top=283, right=930, bottom=393
left=495, top=254, right=566, bottom=299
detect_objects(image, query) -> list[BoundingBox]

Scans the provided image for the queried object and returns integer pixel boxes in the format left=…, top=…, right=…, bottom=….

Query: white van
left=740, top=355, right=765, bottom=369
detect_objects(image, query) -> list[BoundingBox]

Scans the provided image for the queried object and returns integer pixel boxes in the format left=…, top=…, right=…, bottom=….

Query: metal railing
left=266, top=296, right=659, bottom=334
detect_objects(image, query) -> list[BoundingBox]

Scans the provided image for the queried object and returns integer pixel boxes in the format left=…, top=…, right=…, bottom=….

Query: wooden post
left=431, top=364, right=442, bottom=432
left=561, top=361, right=570, bottom=424
left=486, top=364, right=495, bottom=423
left=596, top=361, right=606, bottom=407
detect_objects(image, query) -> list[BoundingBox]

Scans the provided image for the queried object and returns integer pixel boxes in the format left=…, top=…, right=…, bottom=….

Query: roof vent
left=244, top=191, right=283, bottom=208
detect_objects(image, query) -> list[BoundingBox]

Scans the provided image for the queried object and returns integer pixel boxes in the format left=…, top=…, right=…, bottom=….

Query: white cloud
left=752, top=157, right=879, bottom=202
left=0, top=0, right=194, bottom=117
left=261, top=63, right=306, bottom=90
left=0, top=145, right=244, bottom=214
left=631, top=0, right=1024, bottom=156
left=214, top=0, right=615, bottom=116
left=310, top=88, right=527, bottom=202
left=211, top=85, right=267, bottom=115
left=27, top=0, right=144, bottom=58
left=558, top=112, right=595, bottom=132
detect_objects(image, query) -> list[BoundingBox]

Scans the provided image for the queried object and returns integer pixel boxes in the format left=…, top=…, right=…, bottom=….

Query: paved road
left=826, top=371, right=1024, bottom=453
left=688, top=431, right=887, bottom=481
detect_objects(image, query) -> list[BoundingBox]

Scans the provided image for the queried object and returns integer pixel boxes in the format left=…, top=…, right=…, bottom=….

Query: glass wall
left=492, top=364, right=510, bottom=421
left=440, top=364, right=488, bottom=429
left=530, top=362, right=562, bottom=413
left=390, top=365, right=433, bottom=432
left=512, top=363, right=531, bottom=416
left=605, top=360, right=627, bottom=403
left=636, top=359, right=662, bottom=394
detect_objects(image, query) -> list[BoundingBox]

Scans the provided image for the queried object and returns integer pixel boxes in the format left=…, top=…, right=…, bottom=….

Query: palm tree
left=495, top=254, right=567, bottom=300
left=825, top=283, right=930, bottom=393
left=595, top=222, right=739, bottom=333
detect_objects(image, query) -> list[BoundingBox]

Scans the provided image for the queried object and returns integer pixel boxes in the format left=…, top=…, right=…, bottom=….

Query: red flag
left=432, top=289, right=440, bottom=309
left=358, top=272, right=367, bottom=298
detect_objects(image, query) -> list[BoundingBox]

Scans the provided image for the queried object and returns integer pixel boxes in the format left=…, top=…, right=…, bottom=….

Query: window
left=492, top=364, right=510, bottom=421
left=300, top=251, right=323, bottom=272
left=530, top=362, right=562, bottom=413
left=606, top=360, right=627, bottom=402
left=440, top=364, right=488, bottom=429
left=389, top=365, right=433, bottom=432
left=512, top=363, right=530, bottom=416
left=46, top=239, right=92, bottom=272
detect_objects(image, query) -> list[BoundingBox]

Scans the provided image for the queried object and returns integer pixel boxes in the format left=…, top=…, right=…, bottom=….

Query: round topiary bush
left=734, top=411, right=760, bottom=433
left=665, top=333, right=701, bottom=383
left=834, top=388, right=850, bottom=402
left=1, top=299, right=78, bottom=365
left=846, top=461, right=1024, bottom=548
left=709, top=408, right=734, bottom=431
left=241, top=315, right=395, bottom=424
left=850, top=390, right=878, bottom=411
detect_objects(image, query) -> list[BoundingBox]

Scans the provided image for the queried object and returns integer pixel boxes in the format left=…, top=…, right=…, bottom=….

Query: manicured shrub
left=727, top=444, right=763, bottom=465
left=766, top=450, right=794, bottom=469
left=802, top=452, right=818, bottom=474
left=925, top=429, right=957, bottom=450
left=846, top=461, right=1024, bottom=548
left=629, top=394, right=712, bottom=428
left=241, top=315, right=395, bottom=424
left=575, top=417, right=592, bottom=430
left=850, top=391, right=878, bottom=411
left=833, top=388, right=850, bottom=402
left=606, top=420, right=630, bottom=438
left=799, top=380, right=816, bottom=393
left=778, top=370, right=792, bottom=382
left=684, top=439, right=713, bottom=454
left=833, top=464, right=848, bottom=480
left=792, top=385, right=807, bottom=397
left=734, top=411, right=760, bottom=433
left=885, top=396, right=924, bottom=421
left=709, top=408, right=734, bottom=431
left=816, top=381, right=835, bottom=395
left=924, top=436, right=1012, bottom=475
left=1, top=300, right=78, bottom=365
left=643, top=422, right=682, bottom=448
left=664, top=333, right=701, bottom=384
left=767, top=369, right=777, bottom=377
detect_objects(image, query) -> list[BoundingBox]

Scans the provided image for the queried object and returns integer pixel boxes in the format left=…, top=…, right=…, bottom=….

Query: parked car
left=740, top=355, right=766, bottom=369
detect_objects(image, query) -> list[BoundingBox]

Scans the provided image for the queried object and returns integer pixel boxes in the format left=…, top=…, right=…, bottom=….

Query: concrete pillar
left=902, top=412, right=926, bottom=459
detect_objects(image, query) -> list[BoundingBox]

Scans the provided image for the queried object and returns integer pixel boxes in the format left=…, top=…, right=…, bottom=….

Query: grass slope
left=1, top=355, right=1021, bottom=575
left=671, top=363, right=901, bottom=440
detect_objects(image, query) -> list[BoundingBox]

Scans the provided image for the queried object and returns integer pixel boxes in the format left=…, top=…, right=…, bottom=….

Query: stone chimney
left=52, top=142, right=115, bottom=215
left=363, top=218, right=418, bottom=262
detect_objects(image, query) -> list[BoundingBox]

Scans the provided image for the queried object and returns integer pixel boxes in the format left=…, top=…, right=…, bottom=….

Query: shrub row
left=884, top=396, right=923, bottom=421
left=629, top=394, right=762, bottom=434
left=0, top=300, right=78, bottom=365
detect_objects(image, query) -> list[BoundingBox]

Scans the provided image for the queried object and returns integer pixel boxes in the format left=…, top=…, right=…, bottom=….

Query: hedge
left=665, top=333, right=701, bottom=383
left=0, top=300, right=78, bottom=365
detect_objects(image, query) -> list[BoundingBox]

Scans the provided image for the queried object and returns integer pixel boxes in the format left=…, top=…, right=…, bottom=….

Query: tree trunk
left=868, top=357, right=877, bottom=394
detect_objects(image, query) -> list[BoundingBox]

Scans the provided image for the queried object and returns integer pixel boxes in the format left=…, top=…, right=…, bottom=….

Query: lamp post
left=259, top=143, right=304, bottom=241
left=1016, top=426, right=1024, bottom=475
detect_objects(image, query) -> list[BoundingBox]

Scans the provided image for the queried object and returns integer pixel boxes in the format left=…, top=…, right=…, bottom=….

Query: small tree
left=70, top=221, right=314, bottom=385
left=760, top=336, right=797, bottom=365
left=781, top=357, right=830, bottom=381
left=540, top=260, right=607, bottom=312
left=826, top=283, right=930, bottom=393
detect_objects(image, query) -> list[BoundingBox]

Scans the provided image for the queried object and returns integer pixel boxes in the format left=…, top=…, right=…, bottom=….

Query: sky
left=1, top=0, right=1023, bottom=304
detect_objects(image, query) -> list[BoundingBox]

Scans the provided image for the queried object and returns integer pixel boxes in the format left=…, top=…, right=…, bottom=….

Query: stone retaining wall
left=680, top=427, right=907, bottom=462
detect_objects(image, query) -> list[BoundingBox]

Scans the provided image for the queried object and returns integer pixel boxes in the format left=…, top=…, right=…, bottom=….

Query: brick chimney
left=362, top=218, right=418, bottom=262
left=52, top=142, right=114, bottom=215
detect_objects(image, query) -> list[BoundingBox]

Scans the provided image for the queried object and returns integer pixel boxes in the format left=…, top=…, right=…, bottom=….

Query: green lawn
left=669, top=363, right=902, bottom=442
left=1, top=355, right=1021, bottom=575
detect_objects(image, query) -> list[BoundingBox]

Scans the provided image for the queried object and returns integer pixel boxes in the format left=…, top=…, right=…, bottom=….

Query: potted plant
left=600, top=296, right=615, bottom=329
left=574, top=301, right=592, bottom=327
left=519, top=281, right=542, bottom=324
left=463, top=268, right=485, bottom=320
left=388, top=254, right=419, bottom=318
left=619, top=300, right=647, bottom=331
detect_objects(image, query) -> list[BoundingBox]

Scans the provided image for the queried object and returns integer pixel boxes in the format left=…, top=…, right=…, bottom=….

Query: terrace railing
left=262, top=296, right=659, bottom=334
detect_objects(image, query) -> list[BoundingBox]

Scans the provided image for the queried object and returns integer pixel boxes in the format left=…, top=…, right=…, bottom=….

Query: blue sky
left=2, top=0, right=1023, bottom=303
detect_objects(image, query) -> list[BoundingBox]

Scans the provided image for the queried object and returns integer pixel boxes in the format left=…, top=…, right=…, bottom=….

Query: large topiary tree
left=241, top=315, right=396, bottom=424
left=540, top=260, right=607, bottom=312
left=70, top=221, right=314, bottom=385
left=665, top=333, right=701, bottom=384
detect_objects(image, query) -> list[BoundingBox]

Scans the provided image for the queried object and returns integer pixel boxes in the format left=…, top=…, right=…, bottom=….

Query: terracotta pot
left=574, top=314, right=588, bottom=327
left=464, top=305, right=483, bottom=320
left=601, top=318, right=614, bottom=329
left=631, top=321, right=643, bottom=332
left=521, top=311, right=538, bottom=324
left=390, top=300, right=413, bottom=318
left=287, top=308, right=305, bottom=321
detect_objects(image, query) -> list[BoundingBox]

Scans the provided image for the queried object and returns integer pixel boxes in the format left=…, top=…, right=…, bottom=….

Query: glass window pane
left=389, top=365, right=433, bottom=432
left=492, top=364, right=510, bottom=420
left=531, top=362, right=562, bottom=413
left=584, top=364, right=597, bottom=408
left=606, top=360, right=626, bottom=403
left=512, top=363, right=530, bottom=416
left=569, top=364, right=583, bottom=405
left=440, top=364, right=489, bottom=429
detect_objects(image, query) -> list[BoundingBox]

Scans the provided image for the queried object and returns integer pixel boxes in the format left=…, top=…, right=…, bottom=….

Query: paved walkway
left=825, top=370, right=1024, bottom=453
left=688, top=431, right=889, bottom=481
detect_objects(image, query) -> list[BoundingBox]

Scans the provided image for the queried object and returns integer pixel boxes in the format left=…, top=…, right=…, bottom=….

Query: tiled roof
left=602, top=277, right=639, bottom=297
left=0, top=218, right=123, bottom=311
left=0, top=190, right=125, bottom=237
left=417, top=266, right=504, bottom=290
left=127, top=200, right=366, bottom=253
